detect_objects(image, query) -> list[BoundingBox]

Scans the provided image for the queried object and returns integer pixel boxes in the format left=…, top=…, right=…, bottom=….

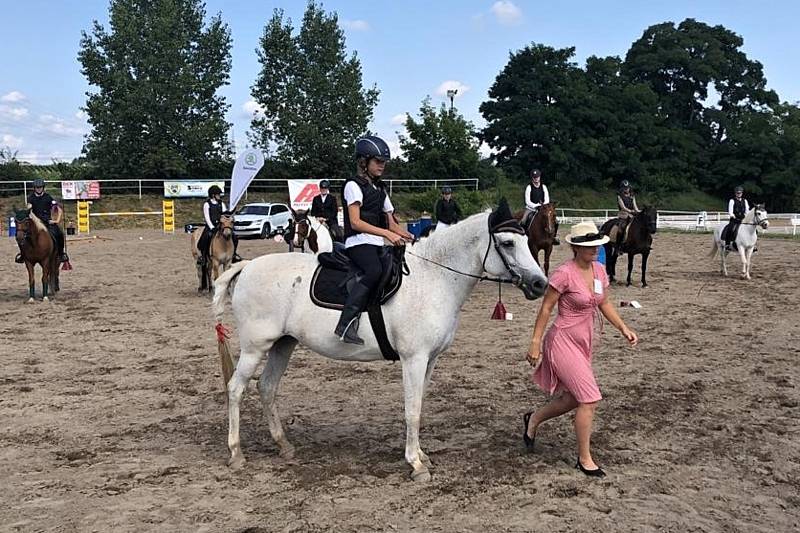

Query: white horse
left=292, top=213, right=333, bottom=254
left=211, top=207, right=548, bottom=481
left=710, top=204, right=769, bottom=279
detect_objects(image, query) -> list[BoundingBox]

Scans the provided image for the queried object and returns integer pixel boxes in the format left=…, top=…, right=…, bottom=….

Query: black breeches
left=346, top=244, right=384, bottom=291
left=50, top=225, right=64, bottom=255
left=725, top=217, right=742, bottom=243
left=198, top=227, right=212, bottom=257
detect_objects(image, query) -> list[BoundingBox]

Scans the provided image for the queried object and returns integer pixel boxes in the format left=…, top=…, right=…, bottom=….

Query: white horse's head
left=482, top=200, right=548, bottom=300
left=753, top=204, right=769, bottom=230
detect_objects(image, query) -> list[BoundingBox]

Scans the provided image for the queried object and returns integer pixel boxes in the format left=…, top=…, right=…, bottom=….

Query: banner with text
left=163, top=181, right=224, bottom=198
left=61, top=180, right=101, bottom=200
left=229, top=149, right=265, bottom=210
left=287, top=180, right=320, bottom=211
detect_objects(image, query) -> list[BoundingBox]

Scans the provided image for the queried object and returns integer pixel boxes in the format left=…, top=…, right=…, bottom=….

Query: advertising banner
left=163, top=181, right=224, bottom=198
left=61, top=180, right=101, bottom=200
left=287, top=179, right=319, bottom=211
left=229, top=149, right=265, bottom=210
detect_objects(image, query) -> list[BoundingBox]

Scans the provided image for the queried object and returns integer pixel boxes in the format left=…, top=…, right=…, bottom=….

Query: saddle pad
left=309, top=264, right=403, bottom=311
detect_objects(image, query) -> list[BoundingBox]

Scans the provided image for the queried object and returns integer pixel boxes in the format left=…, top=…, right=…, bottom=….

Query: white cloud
left=491, top=1, right=523, bottom=26
left=478, top=141, right=496, bottom=159
left=1, top=91, right=26, bottom=103
left=342, top=19, right=370, bottom=31
left=0, top=105, right=29, bottom=120
left=1, top=133, right=23, bottom=149
left=75, top=110, right=88, bottom=121
left=435, top=80, right=471, bottom=98
left=390, top=113, right=409, bottom=125
left=386, top=136, right=404, bottom=161
left=242, top=99, right=265, bottom=118
left=38, top=114, right=85, bottom=137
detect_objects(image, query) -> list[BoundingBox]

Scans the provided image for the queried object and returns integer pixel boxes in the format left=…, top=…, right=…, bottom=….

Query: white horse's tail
left=212, top=260, right=248, bottom=322
left=212, top=260, right=248, bottom=396
left=709, top=237, right=719, bottom=259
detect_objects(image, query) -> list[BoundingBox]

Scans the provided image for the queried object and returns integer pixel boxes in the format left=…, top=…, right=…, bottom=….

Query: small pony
left=191, top=212, right=235, bottom=292
left=710, top=204, right=768, bottom=279
left=14, top=209, right=61, bottom=302
left=600, top=206, right=658, bottom=287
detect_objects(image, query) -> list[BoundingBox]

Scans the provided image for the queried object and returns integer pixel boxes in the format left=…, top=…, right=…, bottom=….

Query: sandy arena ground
left=1, top=229, right=799, bottom=532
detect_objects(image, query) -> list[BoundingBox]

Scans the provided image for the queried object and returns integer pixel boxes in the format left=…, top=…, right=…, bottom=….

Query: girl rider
left=724, top=185, right=749, bottom=251
left=197, top=185, right=241, bottom=265
left=335, top=136, right=414, bottom=344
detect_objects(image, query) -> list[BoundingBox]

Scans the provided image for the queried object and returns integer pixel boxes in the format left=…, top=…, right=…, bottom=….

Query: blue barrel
left=597, top=245, right=606, bottom=265
left=419, top=215, right=432, bottom=235
left=407, top=220, right=421, bottom=239
left=8, top=217, right=16, bottom=237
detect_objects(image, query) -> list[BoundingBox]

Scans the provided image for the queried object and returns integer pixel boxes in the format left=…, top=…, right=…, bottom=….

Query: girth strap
left=367, top=305, right=399, bottom=361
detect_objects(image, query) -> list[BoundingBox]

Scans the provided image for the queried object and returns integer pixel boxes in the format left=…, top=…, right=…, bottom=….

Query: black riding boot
left=334, top=281, right=371, bottom=345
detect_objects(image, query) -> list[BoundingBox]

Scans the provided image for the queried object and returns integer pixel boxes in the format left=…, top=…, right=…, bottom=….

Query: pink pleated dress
left=533, top=259, right=609, bottom=403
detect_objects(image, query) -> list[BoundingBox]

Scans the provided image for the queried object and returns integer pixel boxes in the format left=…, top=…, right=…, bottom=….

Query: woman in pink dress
left=524, top=221, right=639, bottom=477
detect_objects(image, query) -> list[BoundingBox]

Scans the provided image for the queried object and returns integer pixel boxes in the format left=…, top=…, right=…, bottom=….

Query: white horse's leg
left=738, top=246, right=748, bottom=279
left=744, top=247, right=754, bottom=279
left=257, top=336, right=298, bottom=459
left=720, top=242, right=728, bottom=276
left=227, top=345, right=266, bottom=470
left=416, top=354, right=441, bottom=469
left=402, top=354, right=431, bottom=482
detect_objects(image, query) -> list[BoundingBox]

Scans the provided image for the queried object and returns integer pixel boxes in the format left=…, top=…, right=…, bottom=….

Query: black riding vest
left=436, top=199, right=460, bottom=224
left=621, top=195, right=635, bottom=210
left=529, top=184, right=545, bottom=205
left=732, top=198, right=746, bottom=219
left=343, top=175, right=388, bottom=239
left=205, top=200, right=223, bottom=229
left=28, top=192, right=54, bottom=222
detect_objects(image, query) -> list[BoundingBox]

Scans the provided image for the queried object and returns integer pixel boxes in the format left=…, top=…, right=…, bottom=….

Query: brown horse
left=191, top=213, right=235, bottom=292
left=14, top=209, right=60, bottom=302
left=599, top=205, right=658, bottom=287
left=514, top=203, right=558, bottom=275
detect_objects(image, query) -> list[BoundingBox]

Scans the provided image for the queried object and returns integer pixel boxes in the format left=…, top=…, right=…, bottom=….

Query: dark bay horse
left=600, top=206, right=657, bottom=287
left=514, top=203, right=558, bottom=275
left=15, top=209, right=60, bottom=302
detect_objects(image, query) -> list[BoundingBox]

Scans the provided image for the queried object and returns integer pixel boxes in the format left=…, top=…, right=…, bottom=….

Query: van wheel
left=261, top=223, right=271, bottom=239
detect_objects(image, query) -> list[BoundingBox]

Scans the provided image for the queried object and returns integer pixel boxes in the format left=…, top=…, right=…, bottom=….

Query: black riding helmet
left=442, top=186, right=452, bottom=194
left=208, top=185, right=222, bottom=198
left=734, top=185, right=744, bottom=193
left=33, top=177, right=45, bottom=188
left=620, top=179, right=632, bottom=192
left=530, top=169, right=541, bottom=180
left=319, top=179, right=330, bottom=189
left=355, top=136, right=391, bottom=161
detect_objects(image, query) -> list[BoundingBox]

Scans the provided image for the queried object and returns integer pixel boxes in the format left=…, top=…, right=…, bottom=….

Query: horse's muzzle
left=516, top=276, right=547, bottom=300
left=760, top=221, right=769, bottom=230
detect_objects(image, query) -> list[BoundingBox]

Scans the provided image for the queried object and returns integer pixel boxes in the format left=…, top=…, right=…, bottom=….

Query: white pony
left=212, top=206, right=548, bottom=481
left=292, top=213, right=333, bottom=254
left=710, top=204, right=769, bottom=279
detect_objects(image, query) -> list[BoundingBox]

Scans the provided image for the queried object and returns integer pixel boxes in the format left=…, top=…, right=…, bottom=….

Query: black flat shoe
left=522, top=412, right=536, bottom=450
left=576, top=459, right=606, bottom=478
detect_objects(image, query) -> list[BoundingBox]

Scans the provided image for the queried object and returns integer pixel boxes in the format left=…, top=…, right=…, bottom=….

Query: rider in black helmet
left=310, top=178, right=342, bottom=242
left=197, top=185, right=241, bottom=265
left=723, top=185, right=749, bottom=251
left=15, top=177, right=68, bottom=264
left=434, top=186, right=462, bottom=229
left=335, top=135, right=414, bottom=344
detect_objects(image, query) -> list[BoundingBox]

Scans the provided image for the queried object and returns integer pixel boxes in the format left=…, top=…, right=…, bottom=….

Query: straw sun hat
left=565, top=221, right=610, bottom=246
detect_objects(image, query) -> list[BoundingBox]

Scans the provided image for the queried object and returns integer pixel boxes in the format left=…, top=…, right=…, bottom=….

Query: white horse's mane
left=28, top=211, right=48, bottom=233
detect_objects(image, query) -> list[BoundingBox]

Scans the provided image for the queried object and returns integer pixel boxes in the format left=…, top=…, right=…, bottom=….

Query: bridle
left=406, top=218, right=527, bottom=286
left=740, top=208, right=768, bottom=228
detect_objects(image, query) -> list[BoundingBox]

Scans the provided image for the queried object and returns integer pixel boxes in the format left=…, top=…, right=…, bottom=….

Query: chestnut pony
left=14, top=209, right=60, bottom=302
left=514, top=203, right=558, bottom=275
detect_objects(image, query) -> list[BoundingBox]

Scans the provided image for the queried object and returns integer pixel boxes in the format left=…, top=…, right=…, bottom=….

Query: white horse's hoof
left=411, top=469, right=431, bottom=482
left=228, top=455, right=246, bottom=470
left=26, top=297, right=35, bottom=304
left=278, top=445, right=296, bottom=460
left=419, top=453, right=433, bottom=469
left=42, top=296, right=49, bottom=302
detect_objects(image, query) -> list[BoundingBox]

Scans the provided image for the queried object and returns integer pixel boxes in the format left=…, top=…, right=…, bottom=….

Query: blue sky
left=1, top=0, right=798, bottom=164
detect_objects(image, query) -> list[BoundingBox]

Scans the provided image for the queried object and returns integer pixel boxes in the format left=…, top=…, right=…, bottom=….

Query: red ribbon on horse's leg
left=215, top=322, right=232, bottom=343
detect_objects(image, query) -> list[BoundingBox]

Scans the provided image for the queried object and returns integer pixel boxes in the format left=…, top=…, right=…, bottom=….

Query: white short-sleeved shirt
left=343, top=180, right=394, bottom=248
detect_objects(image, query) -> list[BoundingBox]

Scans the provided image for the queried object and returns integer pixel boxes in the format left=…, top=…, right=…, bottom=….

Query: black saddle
left=311, top=245, right=407, bottom=310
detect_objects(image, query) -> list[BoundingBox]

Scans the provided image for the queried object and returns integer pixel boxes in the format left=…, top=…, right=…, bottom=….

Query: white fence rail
left=0, top=178, right=480, bottom=200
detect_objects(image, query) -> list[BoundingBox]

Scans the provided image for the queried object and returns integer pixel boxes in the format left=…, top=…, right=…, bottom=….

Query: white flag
left=229, top=148, right=265, bottom=210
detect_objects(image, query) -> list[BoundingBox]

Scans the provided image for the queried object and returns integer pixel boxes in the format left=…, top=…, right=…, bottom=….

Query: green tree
left=250, top=2, right=379, bottom=180
left=0, top=147, right=28, bottom=182
left=79, top=0, right=233, bottom=180
left=396, top=98, right=501, bottom=186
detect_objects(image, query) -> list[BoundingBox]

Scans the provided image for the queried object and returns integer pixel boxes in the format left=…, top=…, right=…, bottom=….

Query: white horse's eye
left=501, top=241, right=514, bottom=248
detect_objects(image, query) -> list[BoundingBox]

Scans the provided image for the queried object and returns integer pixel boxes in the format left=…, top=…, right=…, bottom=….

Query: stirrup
left=335, top=316, right=364, bottom=345
left=15, top=254, right=24, bottom=264
left=232, top=253, right=243, bottom=263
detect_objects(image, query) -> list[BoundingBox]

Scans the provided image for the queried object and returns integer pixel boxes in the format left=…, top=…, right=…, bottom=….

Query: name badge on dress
left=593, top=278, right=603, bottom=295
